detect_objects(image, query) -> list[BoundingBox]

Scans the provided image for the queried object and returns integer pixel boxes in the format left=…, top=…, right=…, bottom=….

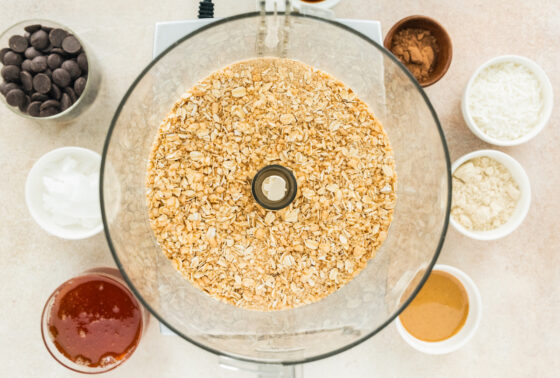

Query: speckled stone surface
left=1, top=1, right=558, bottom=377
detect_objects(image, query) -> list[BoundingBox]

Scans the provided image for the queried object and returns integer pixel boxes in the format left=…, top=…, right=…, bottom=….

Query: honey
left=400, top=270, right=469, bottom=342
left=47, top=274, right=143, bottom=367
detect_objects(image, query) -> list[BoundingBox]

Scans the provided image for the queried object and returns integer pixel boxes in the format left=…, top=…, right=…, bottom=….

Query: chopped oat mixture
left=146, top=58, right=396, bottom=311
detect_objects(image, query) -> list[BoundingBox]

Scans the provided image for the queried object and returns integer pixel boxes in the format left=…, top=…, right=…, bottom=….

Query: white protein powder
left=452, top=156, right=520, bottom=231
left=468, top=62, right=543, bottom=141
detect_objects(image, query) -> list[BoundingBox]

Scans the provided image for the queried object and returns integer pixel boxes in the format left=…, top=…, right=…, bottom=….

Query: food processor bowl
left=101, top=12, right=451, bottom=364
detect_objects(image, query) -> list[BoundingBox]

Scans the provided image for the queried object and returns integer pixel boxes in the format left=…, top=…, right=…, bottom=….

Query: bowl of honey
left=395, top=264, right=482, bottom=354
left=41, top=267, right=149, bottom=373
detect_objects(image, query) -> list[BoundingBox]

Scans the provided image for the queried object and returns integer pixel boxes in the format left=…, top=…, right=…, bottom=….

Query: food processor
left=100, top=9, right=451, bottom=374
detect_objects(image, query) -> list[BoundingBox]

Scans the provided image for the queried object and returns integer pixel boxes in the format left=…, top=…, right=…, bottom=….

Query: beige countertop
left=1, top=0, right=559, bottom=377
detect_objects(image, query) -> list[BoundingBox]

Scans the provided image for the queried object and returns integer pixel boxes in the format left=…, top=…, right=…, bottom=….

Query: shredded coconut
left=452, top=156, right=520, bottom=231
left=468, top=62, right=543, bottom=141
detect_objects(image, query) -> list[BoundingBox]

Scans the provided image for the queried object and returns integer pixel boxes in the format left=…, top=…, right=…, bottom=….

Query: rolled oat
left=146, top=58, right=396, bottom=311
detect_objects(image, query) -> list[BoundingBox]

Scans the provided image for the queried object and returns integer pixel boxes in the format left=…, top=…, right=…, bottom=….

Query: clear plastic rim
left=0, top=19, right=94, bottom=121
left=99, top=11, right=452, bottom=365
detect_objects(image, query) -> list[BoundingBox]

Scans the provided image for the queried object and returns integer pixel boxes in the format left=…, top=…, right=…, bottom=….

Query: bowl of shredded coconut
left=462, top=55, right=553, bottom=146
left=450, top=150, right=531, bottom=240
left=25, top=146, right=103, bottom=239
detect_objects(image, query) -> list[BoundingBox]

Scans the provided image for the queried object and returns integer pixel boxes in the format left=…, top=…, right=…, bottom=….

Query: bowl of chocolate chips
left=0, top=20, right=99, bottom=122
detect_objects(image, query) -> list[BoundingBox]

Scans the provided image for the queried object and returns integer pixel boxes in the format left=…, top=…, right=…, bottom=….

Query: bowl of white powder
left=25, top=147, right=103, bottom=239
left=462, top=55, right=553, bottom=146
left=450, top=150, right=531, bottom=240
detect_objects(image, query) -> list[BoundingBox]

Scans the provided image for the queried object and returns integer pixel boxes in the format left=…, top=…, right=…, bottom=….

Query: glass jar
left=41, top=267, right=149, bottom=374
left=0, top=19, right=100, bottom=124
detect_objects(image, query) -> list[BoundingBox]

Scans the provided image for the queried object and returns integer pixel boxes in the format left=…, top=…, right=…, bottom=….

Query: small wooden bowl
left=384, top=15, right=453, bottom=87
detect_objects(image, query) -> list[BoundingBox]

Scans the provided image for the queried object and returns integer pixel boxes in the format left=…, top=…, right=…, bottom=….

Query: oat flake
left=146, top=58, right=397, bottom=311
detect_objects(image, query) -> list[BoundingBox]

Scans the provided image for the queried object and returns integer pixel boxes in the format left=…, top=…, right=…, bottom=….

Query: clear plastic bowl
left=101, top=12, right=451, bottom=364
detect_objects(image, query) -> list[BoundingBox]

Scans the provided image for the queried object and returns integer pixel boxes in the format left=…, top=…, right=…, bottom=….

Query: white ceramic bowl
left=450, top=149, right=531, bottom=240
left=462, top=55, right=553, bottom=146
left=396, top=264, right=482, bottom=355
left=25, top=147, right=103, bottom=240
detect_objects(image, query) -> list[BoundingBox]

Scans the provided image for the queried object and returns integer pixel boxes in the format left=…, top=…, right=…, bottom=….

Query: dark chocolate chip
left=9, top=35, right=28, bottom=53
left=40, top=99, right=60, bottom=111
left=2, top=51, right=23, bottom=66
left=48, top=28, right=68, bottom=48
left=52, top=68, right=71, bottom=87
left=27, top=100, right=41, bottom=116
left=60, top=92, right=72, bottom=110
left=73, top=76, right=86, bottom=96
left=63, top=86, right=77, bottom=103
left=0, top=82, right=19, bottom=96
left=6, top=88, right=25, bottom=106
left=1, top=65, right=21, bottom=82
left=61, top=60, right=81, bottom=79
left=20, top=70, right=33, bottom=92
left=39, top=106, right=58, bottom=117
left=76, top=52, right=88, bottom=72
left=31, top=92, right=48, bottom=101
left=47, top=53, right=63, bottom=69
left=24, top=32, right=30, bottom=39
left=32, top=73, right=51, bottom=93
left=49, top=83, right=61, bottom=100
left=30, top=55, right=47, bottom=72
left=61, top=36, right=81, bottom=54
left=41, top=26, right=53, bottom=33
left=0, top=48, right=11, bottom=62
left=44, top=68, right=52, bottom=78
left=21, top=59, right=33, bottom=72
left=24, top=46, right=41, bottom=59
left=24, top=24, right=42, bottom=33
left=50, top=47, right=66, bottom=55
left=42, top=44, right=53, bottom=53
left=30, top=30, right=49, bottom=50
left=18, top=94, right=30, bottom=112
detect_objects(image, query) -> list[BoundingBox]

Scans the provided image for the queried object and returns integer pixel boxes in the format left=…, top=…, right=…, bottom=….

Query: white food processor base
left=153, top=17, right=381, bottom=59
